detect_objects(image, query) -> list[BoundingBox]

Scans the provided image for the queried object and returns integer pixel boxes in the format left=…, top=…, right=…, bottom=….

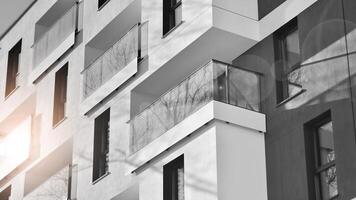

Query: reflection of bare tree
left=131, top=65, right=214, bottom=153
left=23, top=166, right=70, bottom=200
left=131, top=62, right=261, bottom=153
left=84, top=24, right=144, bottom=97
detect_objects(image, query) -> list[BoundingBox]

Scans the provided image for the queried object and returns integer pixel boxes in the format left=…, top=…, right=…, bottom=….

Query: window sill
left=4, top=85, right=20, bottom=100
left=92, top=171, right=111, bottom=185
left=162, top=21, right=184, bottom=39
left=97, top=0, right=111, bottom=11
left=276, top=89, right=306, bottom=108
left=52, top=116, right=67, bottom=129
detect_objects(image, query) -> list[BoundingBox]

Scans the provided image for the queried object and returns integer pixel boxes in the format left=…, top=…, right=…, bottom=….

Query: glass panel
left=318, top=121, right=335, bottom=166
left=83, top=24, right=139, bottom=98
left=130, top=62, right=214, bottom=153
left=287, top=68, right=303, bottom=97
left=130, top=61, right=261, bottom=153
left=177, top=167, right=184, bottom=200
left=140, top=22, right=149, bottom=59
left=213, top=62, right=227, bottom=103
left=228, top=67, right=260, bottom=111
left=284, top=29, right=300, bottom=72
left=175, top=4, right=182, bottom=26
left=319, top=166, right=338, bottom=200
left=23, top=166, right=70, bottom=200
left=33, top=5, right=77, bottom=68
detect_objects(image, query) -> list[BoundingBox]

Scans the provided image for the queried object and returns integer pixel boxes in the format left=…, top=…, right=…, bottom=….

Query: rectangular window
left=274, top=18, right=302, bottom=103
left=305, top=112, right=338, bottom=200
left=5, top=40, right=22, bottom=97
left=163, top=0, right=182, bottom=36
left=315, top=120, right=338, bottom=200
left=53, top=63, right=68, bottom=126
left=98, top=0, right=110, bottom=10
left=92, top=108, right=110, bottom=182
left=0, top=185, right=11, bottom=200
left=164, top=155, right=184, bottom=200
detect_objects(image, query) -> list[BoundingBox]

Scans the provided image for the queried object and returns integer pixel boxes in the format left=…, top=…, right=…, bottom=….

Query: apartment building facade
left=1, top=0, right=356, bottom=199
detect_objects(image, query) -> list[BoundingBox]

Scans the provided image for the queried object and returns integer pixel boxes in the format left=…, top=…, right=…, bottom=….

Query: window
left=53, top=63, right=68, bottom=126
left=164, top=155, right=184, bottom=200
left=98, top=0, right=110, bottom=10
left=305, top=112, right=338, bottom=200
left=163, top=0, right=182, bottom=36
left=5, top=40, right=21, bottom=97
left=92, top=108, right=110, bottom=182
left=274, top=18, right=302, bottom=103
left=314, top=120, right=338, bottom=199
left=0, top=185, right=11, bottom=200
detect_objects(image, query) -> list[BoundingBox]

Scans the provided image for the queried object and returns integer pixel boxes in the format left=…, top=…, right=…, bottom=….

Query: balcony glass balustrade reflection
left=23, top=166, right=70, bottom=200
left=33, top=4, right=77, bottom=68
left=130, top=60, right=261, bottom=153
left=83, top=22, right=148, bottom=98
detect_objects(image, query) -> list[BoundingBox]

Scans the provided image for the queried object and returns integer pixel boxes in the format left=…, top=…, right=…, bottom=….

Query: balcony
left=23, top=140, right=73, bottom=200
left=23, top=165, right=71, bottom=200
left=30, top=2, right=79, bottom=82
left=130, top=60, right=261, bottom=154
left=80, top=22, right=148, bottom=114
left=83, top=22, right=148, bottom=98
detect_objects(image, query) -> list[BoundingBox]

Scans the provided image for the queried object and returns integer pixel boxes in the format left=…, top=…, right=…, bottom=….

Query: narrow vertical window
left=274, top=18, right=302, bottom=103
left=5, top=40, right=22, bottom=97
left=0, top=185, right=11, bottom=200
left=98, top=0, right=110, bottom=10
left=305, top=112, right=338, bottom=200
left=163, top=0, right=182, bottom=36
left=53, top=63, right=68, bottom=126
left=315, top=120, right=338, bottom=199
left=92, top=108, right=110, bottom=182
left=164, top=155, right=184, bottom=200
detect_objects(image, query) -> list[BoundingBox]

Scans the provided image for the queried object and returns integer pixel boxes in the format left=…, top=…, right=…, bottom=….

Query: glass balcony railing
left=130, top=60, right=261, bottom=153
left=83, top=22, right=148, bottom=98
left=23, top=166, right=70, bottom=200
left=33, top=4, right=77, bottom=68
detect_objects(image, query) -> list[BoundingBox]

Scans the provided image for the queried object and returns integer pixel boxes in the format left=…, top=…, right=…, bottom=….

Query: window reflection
left=316, top=121, right=338, bottom=200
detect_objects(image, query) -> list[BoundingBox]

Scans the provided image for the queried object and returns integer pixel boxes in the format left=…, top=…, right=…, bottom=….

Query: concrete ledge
left=80, top=58, right=138, bottom=115
left=127, top=101, right=266, bottom=173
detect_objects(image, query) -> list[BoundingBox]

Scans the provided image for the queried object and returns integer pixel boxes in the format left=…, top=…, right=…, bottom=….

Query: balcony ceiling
left=0, top=0, right=36, bottom=40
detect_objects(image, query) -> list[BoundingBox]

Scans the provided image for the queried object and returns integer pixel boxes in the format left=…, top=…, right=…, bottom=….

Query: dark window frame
left=163, top=0, right=182, bottom=36
left=52, top=63, right=68, bottom=127
left=304, top=111, right=339, bottom=200
left=92, top=108, right=110, bottom=183
left=163, top=154, right=184, bottom=200
left=5, top=39, right=22, bottom=98
left=274, top=18, right=302, bottom=104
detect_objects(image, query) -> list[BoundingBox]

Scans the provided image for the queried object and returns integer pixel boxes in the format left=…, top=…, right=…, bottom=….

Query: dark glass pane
left=213, top=63, right=227, bottom=102
left=284, top=28, right=300, bottom=72
left=92, top=108, right=110, bottom=182
left=5, top=40, right=21, bottom=97
left=319, top=166, right=338, bottom=200
left=317, top=121, right=335, bottom=166
left=53, top=64, right=68, bottom=126
left=164, top=155, right=184, bottom=200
